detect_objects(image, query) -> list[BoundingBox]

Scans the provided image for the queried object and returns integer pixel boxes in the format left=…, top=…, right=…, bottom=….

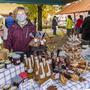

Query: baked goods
left=47, top=86, right=57, bottom=90
left=74, top=61, right=87, bottom=74
left=51, top=73, right=55, bottom=80
left=79, top=77, right=86, bottom=82
left=71, top=73, right=79, bottom=82
left=60, top=74, right=68, bottom=85
left=0, top=51, right=8, bottom=60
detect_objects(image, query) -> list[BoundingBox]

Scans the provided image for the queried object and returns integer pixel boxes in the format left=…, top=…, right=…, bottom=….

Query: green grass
left=43, top=28, right=67, bottom=52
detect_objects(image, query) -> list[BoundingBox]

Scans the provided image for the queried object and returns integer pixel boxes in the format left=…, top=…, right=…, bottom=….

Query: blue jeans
left=67, top=29, right=71, bottom=36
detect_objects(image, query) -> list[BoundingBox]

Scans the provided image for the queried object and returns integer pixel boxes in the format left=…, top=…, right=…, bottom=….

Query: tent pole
left=73, top=12, right=76, bottom=23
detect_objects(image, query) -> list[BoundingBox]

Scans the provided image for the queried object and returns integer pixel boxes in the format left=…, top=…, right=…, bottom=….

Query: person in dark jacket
left=52, top=16, right=58, bottom=35
left=81, top=11, right=90, bottom=41
left=4, top=7, right=36, bottom=55
left=5, top=12, right=15, bottom=28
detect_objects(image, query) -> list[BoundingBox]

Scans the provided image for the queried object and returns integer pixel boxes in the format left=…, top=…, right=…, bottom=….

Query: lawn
left=43, top=28, right=68, bottom=52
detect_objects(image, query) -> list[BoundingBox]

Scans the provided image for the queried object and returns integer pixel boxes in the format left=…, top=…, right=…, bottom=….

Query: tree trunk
left=38, top=4, right=43, bottom=31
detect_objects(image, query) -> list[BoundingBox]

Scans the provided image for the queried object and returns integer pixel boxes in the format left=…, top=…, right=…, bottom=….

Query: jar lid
left=0, top=64, right=5, bottom=68
left=5, top=60, right=11, bottom=64
left=8, top=52, right=16, bottom=57
left=12, top=54, right=21, bottom=59
left=3, top=84, right=11, bottom=89
left=0, top=60, right=5, bottom=63
left=15, top=51, right=24, bottom=54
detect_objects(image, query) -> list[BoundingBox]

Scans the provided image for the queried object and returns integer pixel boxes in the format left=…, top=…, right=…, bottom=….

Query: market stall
left=0, top=0, right=90, bottom=90
left=0, top=33, right=90, bottom=90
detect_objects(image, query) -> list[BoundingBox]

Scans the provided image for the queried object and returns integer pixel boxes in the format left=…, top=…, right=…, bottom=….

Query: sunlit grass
left=43, top=28, right=67, bottom=52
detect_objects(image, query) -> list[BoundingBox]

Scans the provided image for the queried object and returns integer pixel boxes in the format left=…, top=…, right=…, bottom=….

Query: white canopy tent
left=0, top=3, right=23, bottom=16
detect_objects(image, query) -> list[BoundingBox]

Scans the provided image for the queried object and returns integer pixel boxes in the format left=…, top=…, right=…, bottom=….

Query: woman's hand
left=29, top=39, right=34, bottom=46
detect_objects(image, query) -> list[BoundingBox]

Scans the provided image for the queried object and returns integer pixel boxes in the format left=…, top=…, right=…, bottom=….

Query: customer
left=5, top=12, right=15, bottom=28
left=81, top=11, right=90, bottom=42
left=52, top=16, right=58, bottom=35
left=66, top=15, right=74, bottom=37
left=4, top=7, right=36, bottom=56
left=75, top=15, right=83, bottom=38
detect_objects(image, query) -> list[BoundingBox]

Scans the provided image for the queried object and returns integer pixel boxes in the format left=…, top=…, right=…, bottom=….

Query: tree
left=38, top=4, right=43, bottom=31
left=24, top=4, right=45, bottom=31
left=23, top=4, right=38, bottom=20
left=42, top=5, right=56, bottom=19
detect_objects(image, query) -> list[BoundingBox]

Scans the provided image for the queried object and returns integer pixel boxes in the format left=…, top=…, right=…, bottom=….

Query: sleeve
left=80, top=18, right=87, bottom=33
left=3, top=25, right=8, bottom=40
left=5, top=18, right=8, bottom=28
left=4, top=27, right=13, bottom=51
left=32, top=24, right=36, bottom=33
left=30, top=24, right=36, bottom=38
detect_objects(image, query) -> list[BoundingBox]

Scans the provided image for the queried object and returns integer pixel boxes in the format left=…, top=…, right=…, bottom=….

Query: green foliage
left=23, top=4, right=38, bottom=20
left=23, top=4, right=57, bottom=21
left=42, top=5, right=55, bottom=19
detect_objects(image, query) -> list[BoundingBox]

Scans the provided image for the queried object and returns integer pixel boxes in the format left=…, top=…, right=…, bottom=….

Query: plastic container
left=12, top=54, right=21, bottom=65
left=15, top=51, right=24, bottom=62
left=5, top=60, right=12, bottom=68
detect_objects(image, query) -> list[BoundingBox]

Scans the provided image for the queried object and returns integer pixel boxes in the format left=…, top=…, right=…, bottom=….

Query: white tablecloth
left=0, top=63, right=25, bottom=86
left=41, top=72, right=90, bottom=90
left=19, top=72, right=90, bottom=90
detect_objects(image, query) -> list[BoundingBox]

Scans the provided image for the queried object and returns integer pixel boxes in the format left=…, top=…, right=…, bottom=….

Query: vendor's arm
left=29, top=24, right=36, bottom=46
left=30, top=24, right=36, bottom=38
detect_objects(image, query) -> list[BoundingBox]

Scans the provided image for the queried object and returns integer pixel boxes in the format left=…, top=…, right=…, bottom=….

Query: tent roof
left=0, top=3, right=23, bottom=15
left=0, top=0, right=77, bottom=5
left=56, top=0, right=90, bottom=14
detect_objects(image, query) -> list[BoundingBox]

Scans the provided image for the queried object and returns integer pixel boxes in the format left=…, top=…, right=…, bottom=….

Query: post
left=73, top=13, right=76, bottom=23
left=38, top=4, right=43, bottom=31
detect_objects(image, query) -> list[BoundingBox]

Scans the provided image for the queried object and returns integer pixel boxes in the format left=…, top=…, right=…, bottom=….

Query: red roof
left=57, top=0, right=90, bottom=14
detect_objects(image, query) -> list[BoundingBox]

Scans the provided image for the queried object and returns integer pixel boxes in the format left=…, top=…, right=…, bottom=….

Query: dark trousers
left=67, top=29, right=71, bottom=36
left=52, top=27, right=57, bottom=35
